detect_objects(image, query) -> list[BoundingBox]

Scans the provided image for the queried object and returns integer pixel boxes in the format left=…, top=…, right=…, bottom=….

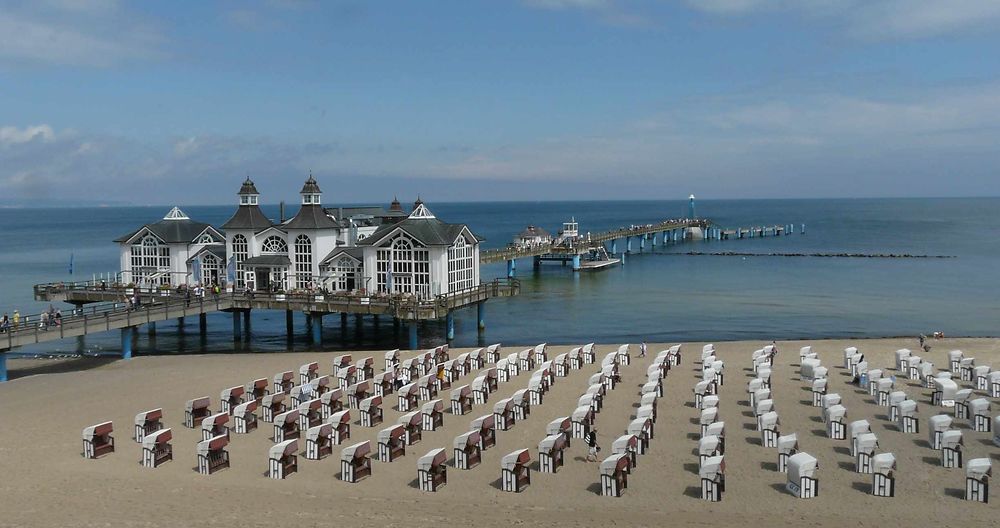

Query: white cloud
left=0, top=125, right=56, bottom=147
left=684, top=0, right=1000, bottom=40
left=0, top=2, right=163, bottom=67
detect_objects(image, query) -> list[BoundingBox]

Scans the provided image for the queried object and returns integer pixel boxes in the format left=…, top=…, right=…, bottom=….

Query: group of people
left=1, top=306, right=62, bottom=332
left=0, top=310, right=19, bottom=333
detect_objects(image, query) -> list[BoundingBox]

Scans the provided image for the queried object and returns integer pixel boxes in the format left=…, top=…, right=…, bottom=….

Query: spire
left=163, top=206, right=190, bottom=221
left=238, top=177, right=260, bottom=206
left=300, top=173, right=322, bottom=205
left=409, top=199, right=435, bottom=219
left=389, top=196, right=403, bottom=212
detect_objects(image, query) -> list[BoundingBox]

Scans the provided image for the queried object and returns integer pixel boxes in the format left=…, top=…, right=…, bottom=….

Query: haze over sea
left=1, top=197, right=997, bottom=357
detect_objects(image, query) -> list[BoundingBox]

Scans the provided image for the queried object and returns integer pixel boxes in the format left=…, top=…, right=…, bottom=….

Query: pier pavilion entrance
left=242, top=256, right=290, bottom=292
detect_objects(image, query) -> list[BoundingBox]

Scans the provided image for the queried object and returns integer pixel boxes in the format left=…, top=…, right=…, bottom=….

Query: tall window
left=376, top=235, right=429, bottom=297
left=130, top=235, right=170, bottom=285
left=232, top=234, right=248, bottom=288
left=332, top=257, right=358, bottom=291
left=200, top=253, right=221, bottom=285
left=294, top=234, right=312, bottom=289
left=448, top=236, right=475, bottom=291
left=261, top=235, right=288, bottom=254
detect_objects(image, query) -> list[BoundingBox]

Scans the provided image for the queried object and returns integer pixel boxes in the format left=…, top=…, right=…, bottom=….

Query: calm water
left=1, top=198, right=998, bottom=357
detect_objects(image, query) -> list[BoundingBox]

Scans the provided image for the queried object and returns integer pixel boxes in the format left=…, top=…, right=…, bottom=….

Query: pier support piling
left=147, top=321, right=156, bottom=336
left=312, top=313, right=323, bottom=346
left=76, top=335, right=86, bottom=355
left=408, top=321, right=418, bottom=350
left=533, top=255, right=541, bottom=270
left=506, top=259, right=516, bottom=278
left=341, top=312, right=348, bottom=327
left=611, top=239, right=618, bottom=254
left=572, top=254, right=582, bottom=271
left=242, top=311, right=251, bottom=337
left=626, top=237, right=632, bottom=253
left=477, top=302, right=486, bottom=332
left=199, top=313, right=208, bottom=335
left=285, top=310, right=293, bottom=338
left=446, top=312, right=455, bottom=341
left=177, top=317, right=184, bottom=331
left=639, top=236, right=645, bottom=251
left=232, top=312, right=242, bottom=342
left=0, top=353, right=6, bottom=382
left=121, top=327, right=134, bottom=359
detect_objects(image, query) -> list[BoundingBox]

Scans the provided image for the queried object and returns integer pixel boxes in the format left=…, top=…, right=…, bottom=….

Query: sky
left=1, top=0, right=999, bottom=205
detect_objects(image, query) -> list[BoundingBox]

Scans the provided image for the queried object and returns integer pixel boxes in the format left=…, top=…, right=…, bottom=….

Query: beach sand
left=1, top=337, right=997, bottom=527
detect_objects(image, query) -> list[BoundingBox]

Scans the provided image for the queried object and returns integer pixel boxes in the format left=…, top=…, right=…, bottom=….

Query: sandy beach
left=1, top=337, right=997, bottom=528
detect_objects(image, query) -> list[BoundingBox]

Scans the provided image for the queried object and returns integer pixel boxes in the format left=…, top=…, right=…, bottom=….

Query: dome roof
left=239, top=177, right=259, bottom=195
left=300, top=175, right=322, bottom=194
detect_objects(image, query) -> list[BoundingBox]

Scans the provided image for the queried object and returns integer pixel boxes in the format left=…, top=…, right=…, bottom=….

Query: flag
left=386, top=248, right=394, bottom=292
left=192, top=257, right=202, bottom=283
left=68, top=253, right=74, bottom=275
left=226, top=256, right=236, bottom=283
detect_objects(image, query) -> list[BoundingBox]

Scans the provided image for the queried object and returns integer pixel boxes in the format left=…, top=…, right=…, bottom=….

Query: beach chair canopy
left=628, top=418, right=651, bottom=437
left=487, top=343, right=502, bottom=354
left=377, top=424, right=405, bottom=444
left=777, top=433, right=798, bottom=453
left=301, top=362, right=319, bottom=374
left=969, top=398, right=990, bottom=414
left=898, top=400, right=918, bottom=416
left=298, top=398, right=321, bottom=414
left=699, top=455, right=724, bottom=479
left=547, top=417, right=571, bottom=436
left=270, top=439, right=298, bottom=459
left=812, top=379, right=828, bottom=392
left=452, top=385, right=471, bottom=400
left=501, top=449, right=530, bottom=470
left=948, top=350, right=964, bottom=362
left=494, top=398, right=514, bottom=414
left=539, top=433, right=567, bottom=452
left=889, top=391, right=907, bottom=406
left=967, top=458, right=992, bottom=480
left=186, top=397, right=211, bottom=412
left=385, top=349, right=400, bottom=361
left=399, top=410, right=422, bottom=427
left=578, top=394, right=596, bottom=408
left=826, top=405, right=847, bottom=422
left=760, top=411, right=780, bottom=429
left=787, top=452, right=818, bottom=481
left=142, top=428, right=172, bottom=450
left=694, top=381, right=712, bottom=395
left=641, top=392, right=658, bottom=408
left=399, top=383, right=418, bottom=397
left=699, top=435, right=721, bottom=455
left=642, top=381, right=661, bottom=395
left=135, top=408, right=162, bottom=425
left=636, top=405, right=654, bottom=421
left=572, top=406, right=592, bottom=422
left=705, top=421, right=725, bottom=438
left=307, top=423, right=332, bottom=441
left=423, top=399, right=443, bottom=414
left=455, top=430, right=480, bottom=449
left=263, top=392, right=285, bottom=407
left=275, top=409, right=299, bottom=425
left=221, top=386, right=244, bottom=401
left=204, top=413, right=229, bottom=428
left=755, top=399, right=774, bottom=415
left=612, top=434, right=637, bottom=452
left=360, top=396, right=382, bottom=411
left=929, top=414, right=952, bottom=432
left=246, top=378, right=268, bottom=392
left=512, top=389, right=529, bottom=405
left=472, top=376, right=487, bottom=391
left=700, top=408, right=719, bottom=425
left=821, top=394, right=841, bottom=408
left=856, top=432, right=878, bottom=452
left=554, top=353, right=568, bottom=365
left=342, top=440, right=370, bottom=462
left=933, top=378, right=958, bottom=399
left=418, top=448, right=447, bottom=471
left=849, top=420, right=871, bottom=439
left=799, top=346, right=812, bottom=357
left=234, top=400, right=257, bottom=415
left=872, top=452, right=896, bottom=474
left=472, top=414, right=495, bottom=431
left=322, top=388, right=343, bottom=405
left=274, top=371, right=293, bottom=383
left=329, top=409, right=351, bottom=425
left=601, top=453, right=629, bottom=475
left=877, top=378, right=893, bottom=391
left=197, top=434, right=229, bottom=456
left=941, top=430, right=963, bottom=448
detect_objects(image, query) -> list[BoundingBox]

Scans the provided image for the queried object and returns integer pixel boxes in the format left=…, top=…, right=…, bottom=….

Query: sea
left=1, top=198, right=998, bottom=357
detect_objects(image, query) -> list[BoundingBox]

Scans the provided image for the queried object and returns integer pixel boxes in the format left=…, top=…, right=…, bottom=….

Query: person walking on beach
left=585, top=428, right=599, bottom=462
left=639, top=341, right=647, bottom=358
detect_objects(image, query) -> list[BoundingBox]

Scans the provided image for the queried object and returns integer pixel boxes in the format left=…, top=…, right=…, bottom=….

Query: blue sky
left=2, top=0, right=1000, bottom=205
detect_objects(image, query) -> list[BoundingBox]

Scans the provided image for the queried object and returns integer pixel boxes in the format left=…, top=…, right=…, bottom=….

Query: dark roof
left=222, top=205, right=274, bottom=231
left=320, top=246, right=364, bottom=264
left=359, top=216, right=482, bottom=247
left=518, top=225, right=551, bottom=239
left=243, top=255, right=291, bottom=267
left=115, top=216, right=217, bottom=244
left=239, top=177, right=259, bottom=195
left=187, top=244, right=227, bottom=263
left=300, top=175, right=322, bottom=194
left=284, top=204, right=339, bottom=229
left=389, top=197, right=405, bottom=214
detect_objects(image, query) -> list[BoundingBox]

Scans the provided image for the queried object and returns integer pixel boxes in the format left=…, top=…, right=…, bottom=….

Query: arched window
left=333, top=256, right=358, bottom=291
left=261, top=235, right=288, bottom=254
left=232, top=234, right=248, bottom=288
left=130, top=234, right=170, bottom=285
left=376, top=234, right=430, bottom=297
left=200, top=253, right=221, bottom=285
left=294, top=234, right=312, bottom=289
left=448, top=236, right=474, bottom=291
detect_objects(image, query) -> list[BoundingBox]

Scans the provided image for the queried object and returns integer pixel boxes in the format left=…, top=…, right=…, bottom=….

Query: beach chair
left=305, top=423, right=333, bottom=460
left=359, top=395, right=383, bottom=428
left=876, top=378, right=894, bottom=406
left=340, top=441, right=372, bottom=483
left=347, top=381, right=371, bottom=409
left=907, top=355, right=922, bottom=380
left=613, top=343, right=628, bottom=366
left=866, top=369, right=883, bottom=395
left=849, top=353, right=865, bottom=378
left=819, top=393, right=840, bottom=420
left=376, top=424, right=406, bottom=463
left=567, top=347, right=583, bottom=370
left=441, top=360, right=458, bottom=389
left=965, top=458, right=991, bottom=503
left=545, top=416, right=572, bottom=447
left=484, top=367, right=499, bottom=392
left=849, top=420, right=872, bottom=456
left=754, top=399, right=774, bottom=431
left=871, top=453, right=896, bottom=497
left=798, top=346, right=812, bottom=360
left=600, top=453, right=630, bottom=497
left=372, top=370, right=395, bottom=397
left=990, top=371, right=1000, bottom=398
left=973, top=365, right=990, bottom=391
left=932, top=377, right=958, bottom=407
left=826, top=405, right=847, bottom=440
left=288, top=384, right=311, bottom=406
left=133, top=409, right=163, bottom=442
left=455, top=352, right=470, bottom=377
left=642, top=377, right=663, bottom=400
left=843, top=347, right=858, bottom=369
left=564, top=406, right=591, bottom=440
left=417, top=374, right=438, bottom=401
left=888, top=391, right=907, bottom=421
left=941, top=430, right=963, bottom=468
left=485, top=343, right=502, bottom=365
left=471, top=375, right=489, bottom=405
left=700, top=408, right=719, bottom=437
left=140, top=428, right=172, bottom=468
left=451, top=385, right=473, bottom=415
left=602, top=364, right=619, bottom=391
left=310, top=375, right=331, bottom=398
left=538, top=433, right=567, bottom=473
left=238, top=379, right=267, bottom=406
left=338, top=365, right=358, bottom=390
left=397, top=382, right=419, bottom=412
left=399, top=358, right=417, bottom=384
left=786, top=452, right=819, bottom=498
left=422, top=399, right=444, bottom=431
left=534, top=343, right=548, bottom=364
left=579, top=393, right=600, bottom=418
left=704, top=421, right=724, bottom=453
left=261, top=392, right=286, bottom=422
left=355, top=356, right=374, bottom=382
left=273, top=371, right=294, bottom=394
left=612, top=434, right=639, bottom=470
left=994, top=416, right=1000, bottom=447
left=196, top=434, right=229, bottom=475
left=760, top=411, right=780, bottom=447
left=417, top=448, right=448, bottom=492
left=501, top=449, right=531, bottom=493
left=272, top=409, right=300, bottom=442
left=960, top=357, right=976, bottom=382
left=777, top=433, right=797, bottom=472
left=232, top=400, right=258, bottom=434
left=800, top=358, right=821, bottom=382
left=894, top=348, right=911, bottom=372
left=507, top=352, right=522, bottom=377
left=667, top=344, right=681, bottom=366
left=472, top=414, right=497, bottom=450
left=969, top=398, right=991, bottom=432
left=642, top=391, right=660, bottom=417
left=582, top=343, right=597, bottom=364
left=454, top=431, right=482, bottom=469
left=948, top=350, right=964, bottom=373
left=854, top=432, right=878, bottom=473
left=637, top=403, right=656, bottom=431
left=328, top=409, right=351, bottom=445
left=496, top=358, right=511, bottom=384
left=268, top=439, right=298, bottom=479
left=751, top=387, right=771, bottom=411
left=184, top=397, right=212, bottom=428
left=929, top=414, right=953, bottom=450
left=699, top=434, right=722, bottom=467
left=201, top=413, right=229, bottom=441
left=553, top=353, right=569, bottom=377
left=757, top=367, right=771, bottom=390
left=384, top=349, right=400, bottom=372
left=333, top=354, right=353, bottom=376
left=320, top=388, right=344, bottom=420
left=694, top=381, right=713, bottom=408
left=494, top=398, right=516, bottom=431
left=511, top=389, right=531, bottom=421
left=299, top=362, right=319, bottom=385
left=700, top=455, right=725, bottom=502
left=701, top=344, right=716, bottom=363
left=897, top=399, right=919, bottom=433
left=919, top=362, right=937, bottom=387
left=398, top=411, right=423, bottom=445
left=539, top=362, right=555, bottom=389
left=82, top=422, right=115, bottom=459
left=297, top=398, right=322, bottom=431
left=625, top=418, right=652, bottom=455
